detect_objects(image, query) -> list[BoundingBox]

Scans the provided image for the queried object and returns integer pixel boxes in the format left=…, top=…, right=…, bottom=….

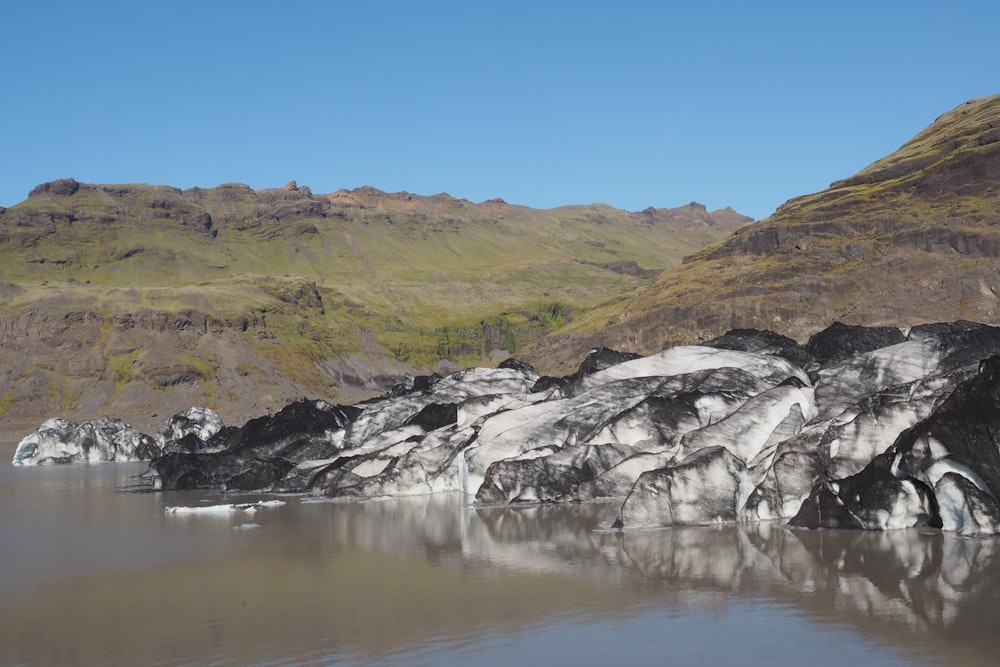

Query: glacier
left=12, top=320, right=1000, bottom=535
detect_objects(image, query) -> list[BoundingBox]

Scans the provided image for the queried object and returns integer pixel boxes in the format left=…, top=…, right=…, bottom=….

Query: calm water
left=2, top=440, right=999, bottom=666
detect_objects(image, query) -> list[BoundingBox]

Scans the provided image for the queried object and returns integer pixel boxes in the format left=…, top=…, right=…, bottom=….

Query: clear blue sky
left=3, top=1, right=999, bottom=220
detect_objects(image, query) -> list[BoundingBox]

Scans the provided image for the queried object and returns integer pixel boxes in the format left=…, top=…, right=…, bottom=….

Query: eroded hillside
left=527, top=94, right=1000, bottom=371
left=0, top=181, right=748, bottom=429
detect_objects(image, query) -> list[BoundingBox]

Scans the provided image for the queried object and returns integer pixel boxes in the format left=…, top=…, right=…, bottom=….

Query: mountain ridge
left=0, top=181, right=749, bottom=431
left=9, top=93, right=999, bottom=430
left=523, top=94, right=1000, bottom=372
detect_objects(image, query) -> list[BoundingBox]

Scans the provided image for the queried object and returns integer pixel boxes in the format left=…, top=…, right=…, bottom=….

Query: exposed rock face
left=0, top=301, right=310, bottom=433
left=28, top=178, right=81, bottom=198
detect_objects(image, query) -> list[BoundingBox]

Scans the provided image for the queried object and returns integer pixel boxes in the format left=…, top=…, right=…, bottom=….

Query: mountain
left=0, top=181, right=749, bottom=431
left=529, top=94, right=1000, bottom=370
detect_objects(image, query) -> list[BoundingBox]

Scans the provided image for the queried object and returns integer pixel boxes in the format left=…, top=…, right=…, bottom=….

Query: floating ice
left=20, top=321, right=1000, bottom=535
left=164, top=500, right=286, bottom=515
left=13, top=417, right=156, bottom=465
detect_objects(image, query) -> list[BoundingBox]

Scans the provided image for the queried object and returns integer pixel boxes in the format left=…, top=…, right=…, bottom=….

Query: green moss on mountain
left=527, top=94, right=1000, bottom=371
left=0, top=182, right=748, bottom=428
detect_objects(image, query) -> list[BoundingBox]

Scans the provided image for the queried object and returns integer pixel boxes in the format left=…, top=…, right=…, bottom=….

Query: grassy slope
left=0, top=183, right=743, bottom=424
left=536, top=94, right=1000, bottom=365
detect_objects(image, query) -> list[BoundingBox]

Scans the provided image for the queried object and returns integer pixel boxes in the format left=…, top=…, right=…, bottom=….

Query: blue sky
left=3, top=1, right=999, bottom=220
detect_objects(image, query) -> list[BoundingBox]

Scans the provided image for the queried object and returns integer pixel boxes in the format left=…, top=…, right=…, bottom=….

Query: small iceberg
left=233, top=523, right=262, bottom=530
left=164, top=500, right=286, bottom=515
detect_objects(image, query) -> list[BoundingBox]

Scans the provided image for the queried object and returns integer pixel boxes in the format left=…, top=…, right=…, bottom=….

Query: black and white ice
left=14, top=320, right=1000, bottom=536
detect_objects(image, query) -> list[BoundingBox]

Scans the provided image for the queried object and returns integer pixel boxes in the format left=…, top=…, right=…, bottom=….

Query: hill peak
left=833, top=95, right=1000, bottom=190
left=756, top=93, right=1000, bottom=231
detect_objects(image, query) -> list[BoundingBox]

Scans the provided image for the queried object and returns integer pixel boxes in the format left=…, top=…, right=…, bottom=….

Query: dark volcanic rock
left=29, top=178, right=80, bottom=198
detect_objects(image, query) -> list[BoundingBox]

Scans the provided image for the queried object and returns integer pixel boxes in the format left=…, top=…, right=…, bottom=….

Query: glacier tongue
left=15, top=321, right=1000, bottom=536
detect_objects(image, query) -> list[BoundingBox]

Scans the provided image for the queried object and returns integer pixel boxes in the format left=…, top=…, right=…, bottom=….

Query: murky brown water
left=2, top=439, right=999, bottom=666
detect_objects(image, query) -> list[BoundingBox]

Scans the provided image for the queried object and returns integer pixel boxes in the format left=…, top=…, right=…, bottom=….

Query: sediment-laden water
left=2, top=443, right=998, bottom=666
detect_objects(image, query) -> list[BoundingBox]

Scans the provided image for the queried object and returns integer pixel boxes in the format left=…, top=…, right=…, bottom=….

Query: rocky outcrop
left=5, top=180, right=749, bottom=253
left=28, top=178, right=80, bottom=198
left=0, top=302, right=306, bottom=432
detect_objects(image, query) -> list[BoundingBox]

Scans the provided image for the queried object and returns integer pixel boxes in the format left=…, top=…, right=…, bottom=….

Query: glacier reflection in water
left=1, top=459, right=998, bottom=666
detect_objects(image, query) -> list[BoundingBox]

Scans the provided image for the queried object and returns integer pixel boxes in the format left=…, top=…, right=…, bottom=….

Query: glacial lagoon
left=2, top=441, right=1000, bottom=667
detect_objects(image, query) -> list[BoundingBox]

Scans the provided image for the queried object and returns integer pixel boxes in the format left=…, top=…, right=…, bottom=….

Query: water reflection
left=1, top=461, right=999, bottom=666
left=621, top=523, right=1000, bottom=644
